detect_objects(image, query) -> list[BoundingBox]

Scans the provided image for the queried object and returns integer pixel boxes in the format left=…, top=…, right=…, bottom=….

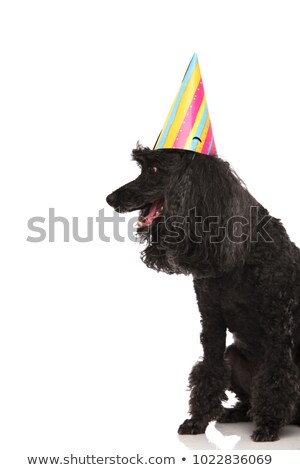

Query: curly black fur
left=106, top=145, right=300, bottom=442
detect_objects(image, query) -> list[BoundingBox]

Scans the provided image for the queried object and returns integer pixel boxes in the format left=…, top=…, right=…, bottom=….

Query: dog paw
left=178, top=418, right=207, bottom=435
left=251, top=427, right=279, bottom=442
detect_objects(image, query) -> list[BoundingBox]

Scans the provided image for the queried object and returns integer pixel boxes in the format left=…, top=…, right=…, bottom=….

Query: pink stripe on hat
left=173, top=79, right=204, bottom=149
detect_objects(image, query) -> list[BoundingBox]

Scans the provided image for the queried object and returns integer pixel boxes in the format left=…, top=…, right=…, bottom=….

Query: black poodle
left=106, top=145, right=300, bottom=442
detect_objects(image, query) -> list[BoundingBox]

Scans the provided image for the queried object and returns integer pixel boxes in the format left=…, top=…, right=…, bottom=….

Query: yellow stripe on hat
left=163, top=66, right=201, bottom=148
left=155, top=89, right=180, bottom=149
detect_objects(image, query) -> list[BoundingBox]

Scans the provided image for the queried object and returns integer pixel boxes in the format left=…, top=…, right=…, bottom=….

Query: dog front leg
left=250, top=341, right=300, bottom=442
left=178, top=308, right=228, bottom=435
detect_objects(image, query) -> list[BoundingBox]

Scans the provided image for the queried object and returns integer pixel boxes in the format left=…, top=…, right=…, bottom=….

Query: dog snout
left=106, top=185, right=145, bottom=213
left=106, top=190, right=131, bottom=212
left=106, top=191, right=118, bottom=208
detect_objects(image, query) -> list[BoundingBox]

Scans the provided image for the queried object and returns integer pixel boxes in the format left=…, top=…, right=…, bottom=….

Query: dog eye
left=150, top=166, right=158, bottom=174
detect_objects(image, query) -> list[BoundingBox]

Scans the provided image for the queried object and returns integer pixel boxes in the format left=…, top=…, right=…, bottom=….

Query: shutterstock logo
left=26, top=207, right=273, bottom=244
left=26, top=208, right=137, bottom=243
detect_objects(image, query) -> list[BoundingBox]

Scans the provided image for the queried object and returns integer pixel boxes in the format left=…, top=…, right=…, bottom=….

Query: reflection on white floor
left=178, top=421, right=300, bottom=450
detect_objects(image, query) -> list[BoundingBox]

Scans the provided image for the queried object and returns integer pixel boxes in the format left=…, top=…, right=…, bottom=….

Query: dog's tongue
left=144, top=200, right=163, bottom=226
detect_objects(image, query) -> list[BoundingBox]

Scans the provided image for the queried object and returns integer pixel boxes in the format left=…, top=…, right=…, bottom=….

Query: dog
left=106, top=145, right=300, bottom=442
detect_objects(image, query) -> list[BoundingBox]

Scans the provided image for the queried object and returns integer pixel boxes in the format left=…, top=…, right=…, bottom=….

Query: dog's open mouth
left=136, top=199, right=164, bottom=228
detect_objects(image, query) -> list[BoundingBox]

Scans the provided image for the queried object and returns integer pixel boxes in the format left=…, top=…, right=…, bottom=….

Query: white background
left=1, top=0, right=300, bottom=467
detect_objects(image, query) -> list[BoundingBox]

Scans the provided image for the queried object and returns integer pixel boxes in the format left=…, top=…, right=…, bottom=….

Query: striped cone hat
left=154, top=53, right=217, bottom=156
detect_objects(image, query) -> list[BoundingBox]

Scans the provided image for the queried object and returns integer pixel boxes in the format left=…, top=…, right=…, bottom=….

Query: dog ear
left=164, top=155, right=254, bottom=276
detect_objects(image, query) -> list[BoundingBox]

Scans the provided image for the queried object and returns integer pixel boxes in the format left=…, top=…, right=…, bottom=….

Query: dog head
left=106, top=145, right=259, bottom=277
left=106, top=145, right=185, bottom=226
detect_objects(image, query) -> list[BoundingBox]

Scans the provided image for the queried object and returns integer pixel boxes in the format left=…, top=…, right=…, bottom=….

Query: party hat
left=154, top=53, right=217, bottom=156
